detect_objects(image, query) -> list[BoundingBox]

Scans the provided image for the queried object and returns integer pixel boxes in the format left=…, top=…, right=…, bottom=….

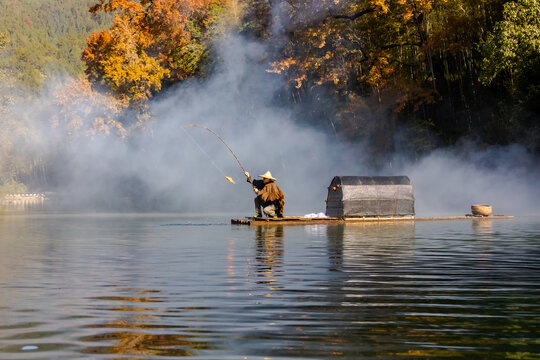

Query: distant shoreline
left=1, top=193, right=47, bottom=211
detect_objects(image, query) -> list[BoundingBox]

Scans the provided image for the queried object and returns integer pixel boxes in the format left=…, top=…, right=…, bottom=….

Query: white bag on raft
left=303, top=212, right=329, bottom=218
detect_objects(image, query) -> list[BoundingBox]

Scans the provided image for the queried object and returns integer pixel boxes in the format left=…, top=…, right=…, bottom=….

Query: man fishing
left=181, top=125, right=285, bottom=217
left=244, top=170, right=285, bottom=218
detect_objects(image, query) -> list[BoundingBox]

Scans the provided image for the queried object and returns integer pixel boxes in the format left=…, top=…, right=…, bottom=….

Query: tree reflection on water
left=253, top=225, right=284, bottom=290
left=1, top=216, right=535, bottom=359
left=80, top=289, right=217, bottom=357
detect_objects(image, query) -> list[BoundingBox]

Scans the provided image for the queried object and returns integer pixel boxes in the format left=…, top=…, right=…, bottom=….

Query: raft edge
left=231, top=214, right=514, bottom=225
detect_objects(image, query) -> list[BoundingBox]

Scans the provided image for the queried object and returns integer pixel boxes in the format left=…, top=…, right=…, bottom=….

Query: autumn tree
left=249, top=0, right=540, bottom=154
left=82, top=0, right=228, bottom=104
left=260, top=0, right=450, bottom=154
left=51, top=77, right=127, bottom=141
left=265, top=0, right=443, bottom=93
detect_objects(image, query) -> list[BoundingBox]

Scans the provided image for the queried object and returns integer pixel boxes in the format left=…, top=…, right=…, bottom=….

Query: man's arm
left=245, top=171, right=253, bottom=184
left=245, top=171, right=259, bottom=194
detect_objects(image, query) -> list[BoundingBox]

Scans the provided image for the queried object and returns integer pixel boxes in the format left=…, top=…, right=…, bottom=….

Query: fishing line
left=182, top=124, right=247, bottom=174
left=181, top=127, right=229, bottom=178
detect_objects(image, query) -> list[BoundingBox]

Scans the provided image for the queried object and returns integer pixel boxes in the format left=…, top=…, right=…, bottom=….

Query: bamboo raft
left=231, top=215, right=514, bottom=226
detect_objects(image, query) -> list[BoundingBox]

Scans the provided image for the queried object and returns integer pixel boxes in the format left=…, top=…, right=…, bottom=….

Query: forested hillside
left=0, top=0, right=539, bottom=201
left=0, top=0, right=112, bottom=90
left=77, top=0, right=539, bottom=155
left=0, top=0, right=111, bottom=194
left=248, top=0, right=539, bottom=155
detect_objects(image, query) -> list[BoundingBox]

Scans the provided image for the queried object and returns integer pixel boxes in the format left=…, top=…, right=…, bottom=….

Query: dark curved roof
left=330, top=176, right=411, bottom=186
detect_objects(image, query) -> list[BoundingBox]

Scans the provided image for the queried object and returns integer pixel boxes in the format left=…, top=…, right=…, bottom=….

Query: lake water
left=0, top=214, right=539, bottom=359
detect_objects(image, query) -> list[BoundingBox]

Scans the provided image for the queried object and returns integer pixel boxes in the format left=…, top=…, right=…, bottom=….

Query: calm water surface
left=0, top=214, right=539, bottom=359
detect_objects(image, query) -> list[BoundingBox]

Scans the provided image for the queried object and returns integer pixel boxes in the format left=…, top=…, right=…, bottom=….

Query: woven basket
left=471, top=204, right=492, bottom=216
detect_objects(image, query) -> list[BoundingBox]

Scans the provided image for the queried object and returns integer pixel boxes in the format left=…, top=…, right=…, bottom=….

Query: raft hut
left=231, top=175, right=513, bottom=225
left=326, top=176, right=415, bottom=218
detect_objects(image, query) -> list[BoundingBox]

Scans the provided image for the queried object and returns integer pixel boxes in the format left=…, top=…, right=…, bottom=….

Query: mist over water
left=397, top=145, right=540, bottom=216
left=147, top=36, right=363, bottom=214
left=7, top=35, right=540, bottom=216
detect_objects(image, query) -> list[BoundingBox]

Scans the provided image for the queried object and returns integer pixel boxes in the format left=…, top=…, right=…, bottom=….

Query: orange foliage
left=361, top=52, right=394, bottom=87
left=82, top=30, right=115, bottom=84
left=83, top=0, right=227, bottom=103
left=270, top=0, right=451, bottom=95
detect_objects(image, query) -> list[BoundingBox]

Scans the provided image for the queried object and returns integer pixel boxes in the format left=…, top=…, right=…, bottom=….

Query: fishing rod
left=181, top=124, right=247, bottom=184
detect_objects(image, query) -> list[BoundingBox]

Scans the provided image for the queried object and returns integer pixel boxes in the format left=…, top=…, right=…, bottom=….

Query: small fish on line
left=225, top=176, right=235, bottom=184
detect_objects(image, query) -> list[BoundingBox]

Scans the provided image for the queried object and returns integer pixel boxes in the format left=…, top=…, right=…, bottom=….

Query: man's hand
left=244, top=171, right=250, bottom=178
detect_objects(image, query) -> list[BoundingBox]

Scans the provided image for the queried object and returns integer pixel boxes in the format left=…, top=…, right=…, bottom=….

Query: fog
left=5, top=35, right=540, bottom=216
left=141, top=36, right=362, bottom=214
left=394, top=145, right=540, bottom=216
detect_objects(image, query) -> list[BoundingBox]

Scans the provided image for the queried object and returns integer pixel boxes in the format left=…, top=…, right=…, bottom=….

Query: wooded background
left=1, top=0, right=538, bottom=195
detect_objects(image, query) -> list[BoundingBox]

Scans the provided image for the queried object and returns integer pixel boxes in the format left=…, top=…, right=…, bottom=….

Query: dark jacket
left=247, top=176, right=285, bottom=216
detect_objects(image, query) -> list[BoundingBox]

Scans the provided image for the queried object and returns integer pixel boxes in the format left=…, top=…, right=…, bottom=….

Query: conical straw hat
left=258, top=171, right=277, bottom=181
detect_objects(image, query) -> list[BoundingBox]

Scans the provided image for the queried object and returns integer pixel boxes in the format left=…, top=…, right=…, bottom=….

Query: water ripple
left=0, top=215, right=538, bottom=358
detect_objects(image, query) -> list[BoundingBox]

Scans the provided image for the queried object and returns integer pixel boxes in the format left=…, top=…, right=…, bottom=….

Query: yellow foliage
left=267, top=58, right=297, bottom=74
left=361, top=52, right=394, bottom=87
left=368, top=0, right=389, bottom=13
left=294, top=74, right=307, bottom=88
left=84, top=0, right=225, bottom=103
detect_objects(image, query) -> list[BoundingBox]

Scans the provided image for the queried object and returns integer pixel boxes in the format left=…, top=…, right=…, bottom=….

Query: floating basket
left=471, top=204, right=492, bottom=216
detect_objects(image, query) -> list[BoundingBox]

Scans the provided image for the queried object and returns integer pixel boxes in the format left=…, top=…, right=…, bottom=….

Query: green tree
left=480, top=0, right=540, bottom=88
left=479, top=0, right=540, bottom=150
left=0, top=0, right=113, bottom=89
